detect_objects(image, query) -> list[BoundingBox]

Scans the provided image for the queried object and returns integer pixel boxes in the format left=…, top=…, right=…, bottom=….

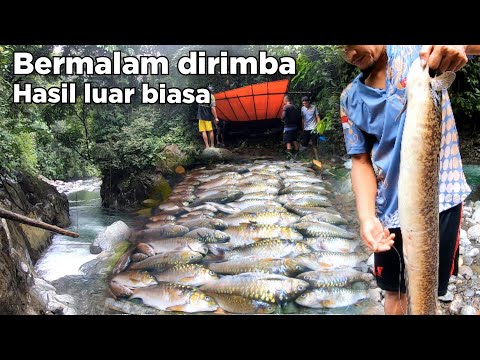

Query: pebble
left=459, top=265, right=474, bottom=279
left=466, top=248, right=479, bottom=257
left=449, top=299, right=464, bottom=314
left=464, top=289, right=475, bottom=297
left=472, top=208, right=480, bottom=224
left=463, top=256, right=474, bottom=266
left=467, top=224, right=480, bottom=242
left=447, top=284, right=456, bottom=291
left=460, top=305, right=477, bottom=315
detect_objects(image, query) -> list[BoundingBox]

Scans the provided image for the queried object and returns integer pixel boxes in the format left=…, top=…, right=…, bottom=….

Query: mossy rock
left=148, top=176, right=172, bottom=201
left=136, top=208, right=153, bottom=217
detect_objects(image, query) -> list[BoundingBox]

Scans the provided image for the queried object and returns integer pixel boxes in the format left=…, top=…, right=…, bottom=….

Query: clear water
left=464, top=164, right=480, bottom=202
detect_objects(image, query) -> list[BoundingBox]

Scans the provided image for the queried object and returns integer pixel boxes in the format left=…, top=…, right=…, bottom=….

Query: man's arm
left=352, top=153, right=395, bottom=252
left=211, top=106, right=219, bottom=124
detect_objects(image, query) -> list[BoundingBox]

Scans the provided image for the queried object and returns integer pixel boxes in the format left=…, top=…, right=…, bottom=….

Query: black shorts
left=284, top=129, right=298, bottom=144
left=373, top=203, right=462, bottom=296
left=301, top=130, right=318, bottom=146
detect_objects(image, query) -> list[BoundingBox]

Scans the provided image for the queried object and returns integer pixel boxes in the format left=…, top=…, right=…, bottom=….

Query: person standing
left=281, top=94, right=300, bottom=160
left=198, top=85, right=219, bottom=148
left=300, top=96, right=321, bottom=159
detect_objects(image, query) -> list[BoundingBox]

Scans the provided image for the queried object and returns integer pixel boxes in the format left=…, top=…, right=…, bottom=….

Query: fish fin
left=321, top=300, right=335, bottom=307
left=207, top=244, right=225, bottom=257
left=394, top=101, right=407, bottom=122
left=165, top=305, right=186, bottom=312
left=213, top=307, right=227, bottom=314
left=319, top=262, right=332, bottom=268
left=253, top=237, right=264, bottom=242
left=431, top=71, right=456, bottom=91
left=183, top=207, right=192, bottom=212
left=180, top=276, right=196, bottom=283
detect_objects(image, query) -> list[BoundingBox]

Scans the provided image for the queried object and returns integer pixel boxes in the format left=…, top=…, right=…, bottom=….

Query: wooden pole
left=0, top=207, right=79, bottom=238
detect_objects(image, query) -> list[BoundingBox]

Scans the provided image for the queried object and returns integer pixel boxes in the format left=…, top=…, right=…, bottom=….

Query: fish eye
left=298, top=286, right=305, bottom=291
left=301, top=293, right=307, bottom=298
left=304, top=276, right=310, bottom=280
left=267, top=306, right=273, bottom=311
left=205, top=296, right=211, bottom=301
left=190, top=255, right=195, bottom=259
left=209, top=270, right=215, bottom=275
left=296, top=266, right=302, bottom=270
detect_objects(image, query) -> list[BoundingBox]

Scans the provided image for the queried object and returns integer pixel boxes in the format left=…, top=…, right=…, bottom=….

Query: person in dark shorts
left=300, top=96, right=321, bottom=159
left=281, top=94, right=299, bottom=159
left=340, top=45, right=480, bottom=314
left=215, top=118, right=226, bottom=147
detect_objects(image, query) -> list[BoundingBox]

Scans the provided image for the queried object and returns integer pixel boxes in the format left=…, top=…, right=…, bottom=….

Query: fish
left=296, top=269, right=374, bottom=288
left=295, top=287, right=369, bottom=308
left=128, top=250, right=203, bottom=271
left=299, top=212, right=348, bottom=226
left=180, top=218, right=228, bottom=230
left=188, top=190, right=244, bottom=207
left=229, top=200, right=283, bottom=211
left=294, top=251, right=367, bottom=270
left=224, top=211, right=300, bottom=227
left=238, top=184, right=280, bottom=195
left=183, top=204, right=218, bottom=213
left=133, top=225, right=190, bottom=241
left=149, top=214, right=177, bottom=222
left=399, top=58, right=455, bottom=315
left=301, top=237, right=360, bottom=253
left=109, top=270, right=158, bottom=297
left=129, top=283, right=218, bottom=313
left=136, top=238, right=208, bottom=255
left=131, top=253, right=149, bottom=262
left=277, top=193, right=329, bottom=205
left=185, top=228, right=230, bottom=243
left=238, top=204, right=287, bottom=213
left=195, top=186, right=239, bottom=199
left=237, top=192, right=277, bottom=201
left=152, top=264, right=219, bottom=286
left=224, top=224, right=303, bottom=246
left=278, top=185, right=330, bottom=195
left=200, top=272, right=309, bottom=304
left=209, top=293, right=277, bottom=314
left=286, top=197, right=332, bottom=208
left=210, top=239, right=312, bottom=260
left=144, top=221, right=176, bottom=228
left=284, top=204, right=339, bottom=216
left=293, top=221, right=355, bottom=239
left=209, top=257, right=309, bottom=276
left=204, top=202, right=241, bottom=215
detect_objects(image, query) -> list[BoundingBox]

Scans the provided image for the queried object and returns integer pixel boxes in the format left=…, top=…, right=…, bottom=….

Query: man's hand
left=360, top=216, right=395, bottom=252
left=419, top=45, right=468, bottom=73
left=215, top=118, right=219, bottom=124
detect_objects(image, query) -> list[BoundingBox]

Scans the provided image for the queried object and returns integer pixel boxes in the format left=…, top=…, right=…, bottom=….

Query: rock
left=467, top=248, right=479, bottom=258
left=464, top=289, right=475, bottom=297
left=201, top=148, right=236, bottom=163
left=472, top=208, right=480, bottom=224
left=459, top=265, right=474, bottom=279
left=90, top=221, right=131, bottom=254
left=449, top=275, right=457, bottom=284
left=460, top=305, right=477, bottom=315
left=447, top=284, right=456, bottom=292
left=475, top=201, right=480, bottom=209
left=463, top=256, right=474, bottom=266
left=463, top=207, right=473, bottom=218
left=466, top=218, right=478, bottom=227
left=459, top=257, right=464, bottom=267
left=467, top=224, right=480, bottom=242
left=449, top=299, right=464, bottom=314
left=155, top=144, right=188, bottom=174
left=343, top=159, right=352, bottom=170
left=368, top=288, right=382, bottom=303
left=34, top=277, right=57, bottom=292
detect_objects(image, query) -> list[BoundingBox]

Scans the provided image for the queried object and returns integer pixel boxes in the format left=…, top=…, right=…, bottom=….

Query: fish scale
left=215, top=239, right=312, bottom=260
left=295, top=287, right=369, bottom=308
left=297, top=269, right=374, bottom=288
left=293, top=221, right=355, bottom=239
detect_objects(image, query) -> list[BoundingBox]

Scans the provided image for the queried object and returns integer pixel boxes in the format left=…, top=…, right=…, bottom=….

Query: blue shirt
left=340, top=45, right=471, bottom=228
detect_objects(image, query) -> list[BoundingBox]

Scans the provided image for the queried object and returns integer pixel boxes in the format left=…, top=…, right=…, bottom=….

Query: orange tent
left=213, top=79, right=289, bottom=122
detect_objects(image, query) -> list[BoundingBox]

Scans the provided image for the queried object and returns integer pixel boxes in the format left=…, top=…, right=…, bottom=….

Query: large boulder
left=155, top=144, right=188, bottom=175
left=201, top=148, right=236, bottom=163
left=90, top=221, right=131, bottom=254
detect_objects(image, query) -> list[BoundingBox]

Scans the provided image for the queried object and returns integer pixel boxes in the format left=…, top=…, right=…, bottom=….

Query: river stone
left=449, top=298, right=464, bottom=314
left=460, top=305, right=477, bottom=315
left=467, top=225, right=480, bottom=242
left=473, top=208, right=480, bottom=224
left=90, top=221, right=131, bottom=254
left=201, top=148, right=235, bottom=163
left=464, top=289, right=475, bottom=297
left=459, top=265, right=474, bottom=279
left=467, top=248, right=479, bottom=258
